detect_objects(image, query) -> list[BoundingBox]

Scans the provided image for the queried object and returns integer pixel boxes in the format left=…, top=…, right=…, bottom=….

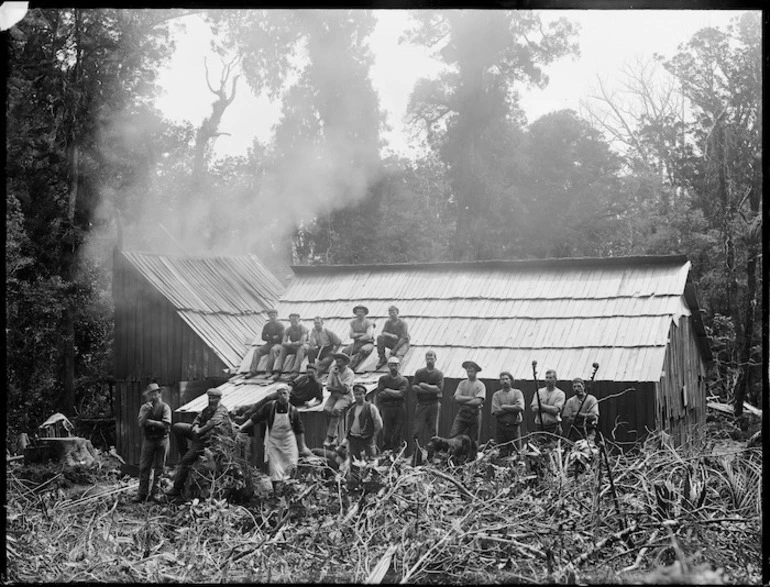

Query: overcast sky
left=155, top=9, right=745, bottom=159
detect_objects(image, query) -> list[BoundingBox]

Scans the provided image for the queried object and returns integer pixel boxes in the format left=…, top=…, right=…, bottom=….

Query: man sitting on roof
left=375, top=305, right=410, bottom=370
left=323, top=352, right=355, bottom=447
left=167, top=388, right=231, bottom=499
left=342, top=305, right=375, bottom=371
left=236, top=384, right=309, bottom=496
left=307, top=316, right=343, bottom=375
left=249, top=309, right=285, bottom=376
left=270, top=312, right=309, bottom=379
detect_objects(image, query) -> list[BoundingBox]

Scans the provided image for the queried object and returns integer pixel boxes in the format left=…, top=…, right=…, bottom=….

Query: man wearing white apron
left=237, top=385, right=306, bottom=496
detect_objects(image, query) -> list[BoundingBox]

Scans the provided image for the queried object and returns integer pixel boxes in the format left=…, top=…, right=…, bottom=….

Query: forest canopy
left=4, top=9, right=762, bottom=441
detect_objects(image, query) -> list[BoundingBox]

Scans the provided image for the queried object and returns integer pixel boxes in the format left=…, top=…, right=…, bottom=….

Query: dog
left=425, top=434, right=477, bottom=465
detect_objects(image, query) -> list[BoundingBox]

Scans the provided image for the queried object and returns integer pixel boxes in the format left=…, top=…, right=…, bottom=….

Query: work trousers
left=307, top=346, right=335, bottom=372
left=323, top=392, right=352, bottom=442
left=138, top=436, right=168, bottom=496
left=250, top=343, right=278, bottom=373
left=379, top=402, right=405, bottom=452
left=413, top=402, right=440, bottom=449
left=342, top=340, right=373, bottom=369
left=171, top=423, right=206, bottom=491
left=494, top=420, right=521, bottom=456
left=348, top=435, right=377, bottom=460
left=272, top=343, right=308, bottom=373
left=376, top=336, right=410, bottom=361
left=565, top=421, right=596, bottom=443
left=449, top=410, right=481, bottom=444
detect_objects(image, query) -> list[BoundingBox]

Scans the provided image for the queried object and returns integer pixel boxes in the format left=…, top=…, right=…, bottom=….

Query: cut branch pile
left=5, top=432, right=761, bottom=584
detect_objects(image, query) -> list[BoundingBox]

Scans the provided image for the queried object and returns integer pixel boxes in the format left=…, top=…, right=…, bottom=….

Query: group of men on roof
left=248, top=304, right=410, bottom=378
left=131, top=305, right=599, bottom=503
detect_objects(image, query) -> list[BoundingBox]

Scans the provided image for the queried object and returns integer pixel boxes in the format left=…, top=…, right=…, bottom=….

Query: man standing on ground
left=562, top=377, right=599, bottom=442
left=249, top=309, right=284, bottom=376
left=411, top=350, right=444, bottom=452
left=343, top=305, right=374, bottom=371
left=375, top=305, right=410, bottom=369
left=341, top=383, right=383, bottom=460
left=271, top=312, right=309, bottom=379
left=307, top=316, right=342, bottom=374
left=449, top=360, right=486, bottom=444
left=491, top=372, right=525, bottom=456
left=236, top=384, right=308, bottom=495
left=531, top=368, right=566, bottom=439
left=374, top=356, right=408, bottom=452
left=167, top=388, right=231, bottom=499
left=134, top=382, right=172, bottom=502
left=323, top=352, right=355, bottom=447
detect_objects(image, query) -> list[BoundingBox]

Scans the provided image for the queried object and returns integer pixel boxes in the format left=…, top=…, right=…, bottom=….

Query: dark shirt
left=376, top=373, right=408, bottom=404
left=261, top=321, right=285, bottom=345
left=250, top=400, right=304, bottom=433
left=413, top=367, right=445, bottom=404
left=290, top=374, right=324, bottom=405
left=192, top=404, right=231, bottom=442
left=381, top=318, right=410, bottom=341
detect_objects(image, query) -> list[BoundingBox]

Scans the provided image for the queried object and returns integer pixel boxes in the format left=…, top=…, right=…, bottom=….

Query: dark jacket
left=346, top=401, right=377, bottom=439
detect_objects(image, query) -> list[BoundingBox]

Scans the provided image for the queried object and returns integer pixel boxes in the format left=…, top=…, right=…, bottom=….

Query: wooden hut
left=112, top=249, right=284, bottom=466
left=179, top=255, right=712, bottom=454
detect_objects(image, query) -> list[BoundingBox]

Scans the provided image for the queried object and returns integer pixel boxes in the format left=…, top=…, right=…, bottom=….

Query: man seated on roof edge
left=307, top=316, right=343, bottom=375
left=270, top=312, right=309, bottom=380
left=375, top=305, right=410, bottom=370
left=342, top=305, right=375, bottom=372
left=248, top=308, right=284, bottom=376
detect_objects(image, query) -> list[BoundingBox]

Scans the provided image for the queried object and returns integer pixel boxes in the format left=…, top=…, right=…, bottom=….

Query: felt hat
left=289, top=312, right=300, bottom=319
left=352, top=305, right=369, bottom=315
left=332, top=352, right=351, bottom=364
left=144, top=382, right=161, bottom=394
left=387, top=356, right=400, bottom=365
left=206, top=387, right=223, bottom=397
left=462, top=360, right=482, bottom=372
left=352, top=383, right=368, bottom=393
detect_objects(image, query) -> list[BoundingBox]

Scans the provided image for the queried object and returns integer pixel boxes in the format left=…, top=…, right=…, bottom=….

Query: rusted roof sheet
left=235, top=256, right=706, bottom=382
left=123, top=251, right=284, bottom=368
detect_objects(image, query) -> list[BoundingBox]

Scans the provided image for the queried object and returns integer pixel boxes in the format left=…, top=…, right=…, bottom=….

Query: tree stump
left=24, top=437, right=98, bottom=467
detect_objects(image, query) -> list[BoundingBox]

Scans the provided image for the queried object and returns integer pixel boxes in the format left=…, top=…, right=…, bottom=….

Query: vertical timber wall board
left=657, top=317, right=707, bottom=446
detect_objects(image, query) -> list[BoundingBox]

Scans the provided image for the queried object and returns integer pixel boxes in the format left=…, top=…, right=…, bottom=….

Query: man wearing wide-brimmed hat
left=167, top=387, right=231, bottom=499
left=342, top=305, right=374, bottom=371
left=133, top=382, right=172, bottom=502
left=249, top=309, right=285, bottom=376
left=323, top=352, right=355, bottom=447
left=449, top=360, right=487, bottom=444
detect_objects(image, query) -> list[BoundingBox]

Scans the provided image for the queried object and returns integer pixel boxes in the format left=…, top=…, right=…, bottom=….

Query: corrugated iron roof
left=177, top=373, right=381, bottom=413
left=123, top=251, right=284, bottom=368
left=234, top=256, right=706, bottom=382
